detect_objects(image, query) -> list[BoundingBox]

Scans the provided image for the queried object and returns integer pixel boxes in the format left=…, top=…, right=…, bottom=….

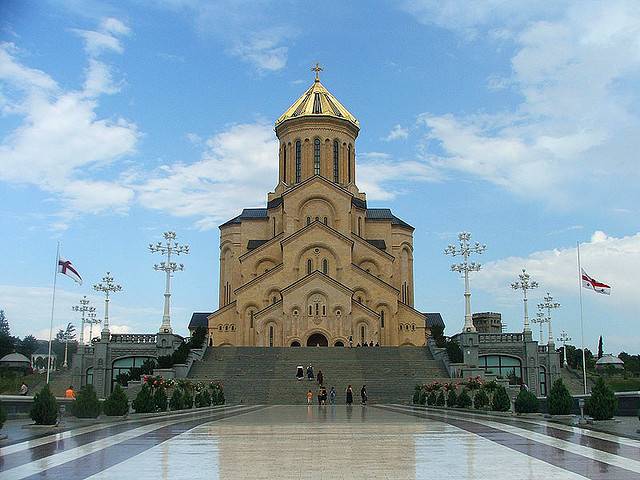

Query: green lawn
left=604, top=377, right=640, bottom=392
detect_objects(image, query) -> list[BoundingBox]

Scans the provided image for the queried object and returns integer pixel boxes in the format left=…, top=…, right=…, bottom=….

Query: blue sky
left=1, top=1, right=638, bottom=354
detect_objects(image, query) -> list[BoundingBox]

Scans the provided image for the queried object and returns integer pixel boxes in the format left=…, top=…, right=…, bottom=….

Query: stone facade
left=472, top=312, right=503, bottom=334
left=207, top=78, right=428, bottom=348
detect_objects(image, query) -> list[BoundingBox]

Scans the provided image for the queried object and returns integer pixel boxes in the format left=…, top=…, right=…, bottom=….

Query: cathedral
left=205, top=68, right=430, bottom=347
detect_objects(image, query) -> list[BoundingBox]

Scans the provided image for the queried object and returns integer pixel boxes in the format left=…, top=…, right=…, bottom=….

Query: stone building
left=206, top=74, right=428, bottom=347
left=472, top=312, right=503, bottom=334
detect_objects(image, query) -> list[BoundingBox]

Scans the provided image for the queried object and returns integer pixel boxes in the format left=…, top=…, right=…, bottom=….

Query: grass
left=604, top=376, right=640, bottom=392
left=0, top=370, right=45, bottom=394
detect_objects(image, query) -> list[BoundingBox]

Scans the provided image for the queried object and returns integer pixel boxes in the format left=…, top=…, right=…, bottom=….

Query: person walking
left=346, top=385, right=353, bottom=405
left=306, top=389, right=313, bottom=405
left=296, top=365, right=304, bottom=380
left=317, top=370, right=324, bottom=386
left=329, top=386, right=336, bottom=405
left=348, top=335, right=353, bottom=348
left=307, top=364, right=314, bottom=381
left=65, top=385, right=76, bottom=399
left=19, top=382, right=29, bottom=396
left=360, top=385, right=368, bottom=405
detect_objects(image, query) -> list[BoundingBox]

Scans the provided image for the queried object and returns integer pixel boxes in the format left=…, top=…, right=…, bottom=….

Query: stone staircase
left=188, top=346, right=450, bottom=405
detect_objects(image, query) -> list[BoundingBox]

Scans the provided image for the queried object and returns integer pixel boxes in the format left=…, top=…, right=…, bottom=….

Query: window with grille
left=314, top=138, right=321, bottom=175
left=295, top=140, right=302, bottom=183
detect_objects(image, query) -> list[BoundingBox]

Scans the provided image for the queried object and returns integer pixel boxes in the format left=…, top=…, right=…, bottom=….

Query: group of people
left=347, top=335, right=380, bottom=348
left=296, top=364, right=369, bottom=405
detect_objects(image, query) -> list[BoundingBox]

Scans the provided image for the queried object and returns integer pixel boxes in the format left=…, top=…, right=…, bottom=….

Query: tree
left=585, top=377, right=617, bottom=420
left=169, top=388, right=184, bottom=411
left=457, top=389, right=472, bottom=408
left=103, top=384, right=129, bottom=416
left=154, top=386, right=168, bottom=411
left=547, top=379, right=573, bottom=415
left=132, top=384, right=155, bottom=413
left=473, top=389, right=489, bottom=410
left=18, top=335, right=39, bottom=358
left=446, top=389, right=457, bottom=407
left=30, top=385, right=58, bottom=425
left=515, top=389, right=539, bottom=413
left=70, top=385, right=101, bottom=418
left=491, top=385, right=511, bottom=412
left=189, top=326, right=207, bottom=349
left=0, top=310, right=9, bottom=336
left=597, top=336, right=603, bottom=359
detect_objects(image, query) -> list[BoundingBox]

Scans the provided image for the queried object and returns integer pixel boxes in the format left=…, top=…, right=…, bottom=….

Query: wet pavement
left=1, top=404, right=639, bottom=479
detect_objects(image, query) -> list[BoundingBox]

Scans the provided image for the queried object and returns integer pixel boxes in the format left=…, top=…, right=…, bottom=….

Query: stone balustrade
left=537, top=345, right=549, bottom=353
left=110, top=333, right=158, bottom=344
left=478, top=333, right=523, bottom=343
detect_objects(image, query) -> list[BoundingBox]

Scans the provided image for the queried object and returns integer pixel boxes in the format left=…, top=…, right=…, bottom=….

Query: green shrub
left=154, top=386, right=168, bottom=412
left=435, top=391, right=445, bottom=406
left=548, top=379, right=573, bottom=415
left=212, top=386, right=225, bottom=405
left=446, top=389, right=457, bottom=407
left=491, top=385, right=511, bottom=412
left=189, top=326, right=207, bottom=349
left=445, top=340, right=463, bottom=363
left=183, top=390, right=193, bottom=409
left=427, top=392, right=437, bottom=406
left=515, top=389, right=539, bottom=413
left=70, top=385, right=101, bottom=418
left=473, top=389, right=489, bottom=409
left=169, top=388, right=184, bottom=411
left=0, top=400, right=7, bottom=429
left=157, top=355, right=173, bottom=369
left=457, top=389, right=472, bottom=408
left=412, top=385, right=421, bottom=404
left=30, top=384, right=58, bottom=425
left=132, top=384, right=155, bottom=413
left=195, top=389, right=211, bottom=408
left=586, top=377, right=618, bottom=420
left=103, top=384, right=129, bottom=416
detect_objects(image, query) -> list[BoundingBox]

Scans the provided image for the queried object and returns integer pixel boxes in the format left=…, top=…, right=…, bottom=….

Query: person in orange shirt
left=65, top=385, right=76, bottom=399
left=306, top=390, right=313, bottom=405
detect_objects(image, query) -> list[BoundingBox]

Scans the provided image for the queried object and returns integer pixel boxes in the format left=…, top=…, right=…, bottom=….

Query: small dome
left=0, top=352, right=31, bottom=363
left=275, top=79, right=359, bottom=129
left=595, top=354, right=624, bottom=365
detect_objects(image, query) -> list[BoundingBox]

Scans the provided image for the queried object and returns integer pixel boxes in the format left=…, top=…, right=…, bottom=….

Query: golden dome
left=275, top=77, right=359, bottom=129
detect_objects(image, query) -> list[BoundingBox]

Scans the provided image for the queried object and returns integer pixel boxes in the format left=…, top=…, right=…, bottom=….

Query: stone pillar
left=92, top=339, right=110, bottom=398
left=458, top=332, right=479, bottom=368
left=522, top=330, right=539, bottom=395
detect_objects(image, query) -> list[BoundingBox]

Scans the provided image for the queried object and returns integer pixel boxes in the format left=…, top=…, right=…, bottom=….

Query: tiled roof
left=365, top=239, right=387, bottom=250
left=247, top=239, right=269, bottom=250
left=267, top=197, right=283, bottom=209
left=188, top=312, right=212, bottom=330
left=366, top=208, right=414, bottom=230
left=424, top=312, right=445, bottom=329
left=220, top=208, right=268, bottom=228
left=351, top=197, right=367, bottom=210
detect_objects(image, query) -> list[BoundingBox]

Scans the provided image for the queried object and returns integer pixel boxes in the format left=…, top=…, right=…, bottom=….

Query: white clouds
left=411, top=1, right=640, bottom=209
left=475, top=231, right=640, bottom=315
left=230, top=30, right=290, bottom=72
left=137, top=121, right=278, bottom=229
left=0, top=20, right=138, bottom=219
left=383, top=124, right=409, bottom=142
left=72, top=17, right=130, bottom=56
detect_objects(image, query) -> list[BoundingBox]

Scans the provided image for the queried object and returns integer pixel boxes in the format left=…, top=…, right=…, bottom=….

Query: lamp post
left=72, top=296, right=95, bottom=345
left=557, top=330, right=572, bottom=367
left=86, top=311, right=101, bottom=344
left=93, top=272, right=122, bottom=336
left=149, top=231, right=189, bottom=334
left=511, top=269, right=538, bottom=333
left=538, top=292, right=560, bottom=347
left=532, top=310, right=548, bottom=344
left=444, top=232, right=486, bottom=332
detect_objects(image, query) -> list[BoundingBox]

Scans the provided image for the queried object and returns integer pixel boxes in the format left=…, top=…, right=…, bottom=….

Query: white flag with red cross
left=58, top=257, right=83, bottom=285
left=581, top=268, right=611, bottom=295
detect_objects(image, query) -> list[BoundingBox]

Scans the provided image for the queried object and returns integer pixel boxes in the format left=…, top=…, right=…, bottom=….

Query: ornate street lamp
left=86, top=311, right=101, bottom=344
left=511, top=269, right=538, bottom=333
left=538, top=292, right=560, bottom=346
left=532, top=310, right=548, bottom=344
left=557, top=330, right=572, bottom=367
left=444, top=232, right=486, bottom=332
left=72, top=295, right=95, bottom=345
left=149, top=231, right=190, bottom=334
left=93, top=272, right=122, bottom=335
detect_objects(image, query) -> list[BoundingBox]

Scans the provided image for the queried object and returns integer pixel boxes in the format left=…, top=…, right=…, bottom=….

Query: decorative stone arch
left=217, top=342, right=233, bottom=347
left=290, top=340, right=302, bottom=347
left=352, top=286, right=370, bottom=305
left=306, top=290, right=328, bottom=317
left=304, top=328, right=332, bottom=347
left=298, top=195, right=339, bottom=228
left=262, top=320, right=279, bottom=347
left=400, top=341, right=416, bottom=346
left=255, top=257, right=278, bottom=276
left=264, top=287, right=282, bottom=306
left=355, top=319, right=371, bottom=345
left=359, top=258, right=380, bottom=276
left=295, top=243, right=341, bottom=279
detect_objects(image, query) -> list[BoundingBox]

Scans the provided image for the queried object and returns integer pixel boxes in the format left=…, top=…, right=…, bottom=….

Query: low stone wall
left=0, top=394, right=78, bottom=419
left=537, top=391, right=640, bottom=416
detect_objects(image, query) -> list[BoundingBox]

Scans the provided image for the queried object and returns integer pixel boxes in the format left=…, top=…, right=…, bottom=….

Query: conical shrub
left=30, top=384, right=58, bottom=425
left=70, top=385, right=101, bottom=418
left=491, top=385, right=511, bottom=412
left=103, top=384, right=129, bottom=416
left=547, top=379, right=573, bottom=415
left=585, top=377, right=617, bottom=420
left=132, top=384, right=155, bottom=413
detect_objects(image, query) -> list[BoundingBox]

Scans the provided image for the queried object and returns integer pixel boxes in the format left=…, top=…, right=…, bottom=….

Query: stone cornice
left=281, top=270, right=354, bottom=297
left=234, top=263, right=284, bottom=295
left=254, top=299, right=283, bottom=319
left=351, top=233, right=395, bottom=261
left=280, top=220, right=354, bottom=249
left=207, top=301, right=237, bottom=320
left=238, top=233, right=284, bottom=262
left=350, top=263, right=399, bottom=293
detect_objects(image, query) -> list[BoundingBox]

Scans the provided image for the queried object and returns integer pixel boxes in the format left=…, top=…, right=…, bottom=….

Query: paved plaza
left=1, top=405, right=639, bottom=479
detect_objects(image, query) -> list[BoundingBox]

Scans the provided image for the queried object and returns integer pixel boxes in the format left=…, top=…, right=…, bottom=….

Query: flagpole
left=46, top=242, right=60, bottom=385
left=577, top=241, right=587, bottom=394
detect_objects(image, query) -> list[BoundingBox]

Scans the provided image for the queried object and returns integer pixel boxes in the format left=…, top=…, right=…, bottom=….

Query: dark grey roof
left=247, top=239, right=269, bottom=250
left=220, top=208, right=268, bottom=228
left=188, top=312, right=212, bottom=330
left=351, top=197, right=367, bottom=210
left=267, top=197, right=283, bottom=209
left=365, top=239, right=387, bottom=250
left=366, top=208, right=414, bottom=230
left=424, top=312, right=445, bottom=329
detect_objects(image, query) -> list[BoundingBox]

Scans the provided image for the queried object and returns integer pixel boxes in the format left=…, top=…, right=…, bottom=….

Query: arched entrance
left=290, top=341, right=301, bottom=347
left=334, top=340, right=344, bottom=347
left=307, top=333, right=328, bottom=347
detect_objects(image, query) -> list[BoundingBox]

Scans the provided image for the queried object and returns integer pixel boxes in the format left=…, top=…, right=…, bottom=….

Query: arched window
left=218, top=325, right=223, bottom=331
left=230, top=325, right=235, bottom=331
left=360, top=324, right=366, bottom=344
left=272, top=296, right=277, bottom=304
left=307, top=259, right=313, bottom=275
left=322, top=305, right=326, bottom=316
left=357, top=217, right=362, bottom=236
left=333, top=140, right=339, bottom=182
left=539, top=366, right=547, bottom=396
left=322, top=258, right=328, bottom=274
left=295, top=140, right=302, bottom=183
left=272, top=217, right=276, bottom=237
left=282, top=144, right=287, bottom=182
left=308, top=305, right=313, bottom=315
left=250, top=311, right=254, bottom=329
left=269, top=325, right=274, bottom=347
left=314, top=138, right=321, bottom=175
left=306, top=216, right=311, bottom=225
left=480, top=355, right=523, bottom=385
left=315, top=216, right=319, bottom=222
left=112, top=356, right=154, bottom=388
left=315, top=302, right=319, bottom=316
left=412, top=324, right=416, bottom=331
left=348, top=144, right=352, bottom=183
left=380, top=310, right=385, bottom=328
left=323, top=216, right=328, bottom=225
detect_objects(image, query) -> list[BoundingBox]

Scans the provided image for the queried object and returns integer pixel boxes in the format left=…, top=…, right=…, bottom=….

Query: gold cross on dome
left=311, top=62, right=323, bottom=81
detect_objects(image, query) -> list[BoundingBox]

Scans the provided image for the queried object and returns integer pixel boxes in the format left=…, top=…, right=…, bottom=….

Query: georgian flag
left=58, top=258, right=83, bottom=285
left=581, top=268, right=610, bottom=295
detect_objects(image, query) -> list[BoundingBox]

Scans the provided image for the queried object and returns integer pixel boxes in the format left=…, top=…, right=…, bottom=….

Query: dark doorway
left=334, top=341, right=344, bottom=347
left=291, top=341, right=301, bottom=347
left=306, top=333, right=328, bottom=347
